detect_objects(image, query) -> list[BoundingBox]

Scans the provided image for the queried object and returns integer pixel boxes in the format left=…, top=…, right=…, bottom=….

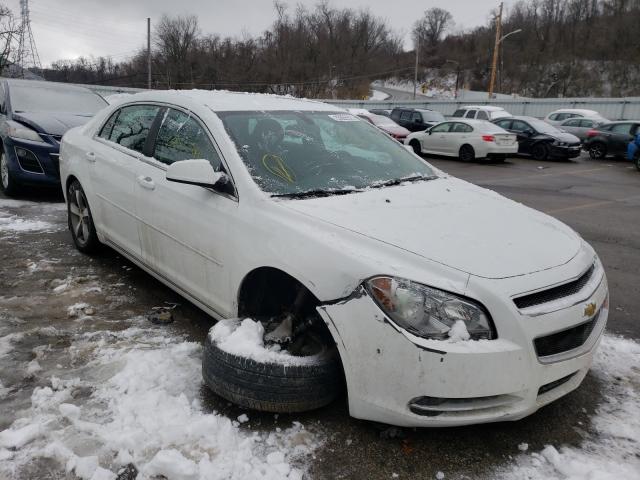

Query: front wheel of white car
left=67, top=179, right=101, bottom=254
left=409, top=139, right=422, bottom=155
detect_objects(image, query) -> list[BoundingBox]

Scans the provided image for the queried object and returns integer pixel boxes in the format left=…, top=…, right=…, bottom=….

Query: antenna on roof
left=16, top=0, right=42, bottom=78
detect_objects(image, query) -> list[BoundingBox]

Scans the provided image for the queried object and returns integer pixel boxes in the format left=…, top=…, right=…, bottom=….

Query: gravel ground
left=0, top=153, right=638, bottom=480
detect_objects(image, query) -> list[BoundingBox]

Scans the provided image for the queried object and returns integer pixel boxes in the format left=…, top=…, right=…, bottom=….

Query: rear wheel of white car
left=202, top=322, right=343, bottom=413
left=67, top=180, right=101, bottom=254
left=409, top=139, right=422, bottom=155
left=0, top=150, right=19, bottom=196
left=459, top=144, right=475, bottom=162
left=532, top=143, right=549, bottom=161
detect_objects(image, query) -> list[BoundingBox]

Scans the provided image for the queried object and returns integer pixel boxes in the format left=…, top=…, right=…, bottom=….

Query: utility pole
left=17, top=0, right=42, bottom=78
left=147, top=17, right=152, bottom=89
left=413, top=39, right=419, bottom=100
left=488, top=2, right=503, bottom=99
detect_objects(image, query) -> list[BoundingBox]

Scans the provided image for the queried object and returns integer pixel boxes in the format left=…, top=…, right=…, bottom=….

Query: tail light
left=482, top=135, right=495, bottom=142
left=586, top=129, right=599, bottom=138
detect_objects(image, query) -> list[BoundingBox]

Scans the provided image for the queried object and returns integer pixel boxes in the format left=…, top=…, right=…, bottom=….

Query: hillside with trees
left=5, top=0, right=640, bottom=98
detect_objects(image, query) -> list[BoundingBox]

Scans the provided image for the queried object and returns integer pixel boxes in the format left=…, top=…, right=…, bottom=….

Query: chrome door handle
left=85, top=151, right=96, bottom=163
left=137, top=175, right=155, bottom=190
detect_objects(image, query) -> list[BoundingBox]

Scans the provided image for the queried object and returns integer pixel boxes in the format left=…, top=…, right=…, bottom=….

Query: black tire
left=588, top=142, right=607, bottom=160
left=67, top=180, right=101, bottom=254
left=202, top=331, right=343, bottom=413
left=532, top=143, right=549, bottom=161
left=459, top=144, right=475, bottom=162
left=0, top=149, right=19, bottom=196
left=409, top=139, right=421, bottom=155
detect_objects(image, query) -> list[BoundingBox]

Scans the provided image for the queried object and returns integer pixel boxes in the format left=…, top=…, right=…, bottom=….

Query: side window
left=153, top=108, right=222, bottom=169
left=108, top=104, right=160, bottom=153
left=431, top=123, right=451, bottom=133
left=580, top=120, right=594, bottom=128
left=98, top=110, right=120, bottom=139
left=452, top=109, right=465, bottom=118
left=563, top=119, right=581, bottom=127
left=511, top=120, right=529, bottom=132
left=452, top=123, right=472, bottom=133
left=548, top=113, right=558, bottom=121
left=476, top=110, right=489, bottom=120
left=464, top=110, right=477, bottom=119
left=495, top=119, right=512, bottom=129
left=400, top=111, right=411, bottom=121
left=411, top=112, right=422, bottom=123
left=611, top=123, right=632, bottom=134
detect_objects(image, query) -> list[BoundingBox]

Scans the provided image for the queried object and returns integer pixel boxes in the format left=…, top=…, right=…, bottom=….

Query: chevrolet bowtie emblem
left=584, top=302, right=597, bottom=318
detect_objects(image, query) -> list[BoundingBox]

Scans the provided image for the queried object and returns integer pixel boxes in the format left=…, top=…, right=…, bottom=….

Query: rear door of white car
left=91, top=104, right=161, bottom=258
left=134, top=107, right=236, bottom=317
left=447, top=122, right=474, bottom=154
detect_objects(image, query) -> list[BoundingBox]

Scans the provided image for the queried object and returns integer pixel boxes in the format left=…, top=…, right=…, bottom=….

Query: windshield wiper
left=272, top=188, right=360, bottom=199
left=371, top=174, right=437, bottom=189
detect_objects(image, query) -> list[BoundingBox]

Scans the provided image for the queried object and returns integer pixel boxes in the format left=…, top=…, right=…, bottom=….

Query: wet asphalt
left=0, top=153, right=638, bottom=479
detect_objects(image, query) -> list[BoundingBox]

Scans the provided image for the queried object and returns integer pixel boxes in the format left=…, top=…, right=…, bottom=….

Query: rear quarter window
left=452, top=109, right=465, bottom=118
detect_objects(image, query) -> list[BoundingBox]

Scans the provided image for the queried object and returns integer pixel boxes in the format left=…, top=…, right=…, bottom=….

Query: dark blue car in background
left=0, top=79, right=107, bottom=196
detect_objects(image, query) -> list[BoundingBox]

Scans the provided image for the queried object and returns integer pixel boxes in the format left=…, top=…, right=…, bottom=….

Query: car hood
left=546, top=131, right=581, bottom=143
left=380, top=125, right=410, bottom=136
left=281, top=177, right=581, bottom=279
left=12, top=111, right=93, bottom=136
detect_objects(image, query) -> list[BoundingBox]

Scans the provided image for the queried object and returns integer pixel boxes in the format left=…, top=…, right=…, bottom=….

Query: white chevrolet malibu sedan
left=60, top=90, right=608, bottom=427
left=405, top=119, right=518, bottom=162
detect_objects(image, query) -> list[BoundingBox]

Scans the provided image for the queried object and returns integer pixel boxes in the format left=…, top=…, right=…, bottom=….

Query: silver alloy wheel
left=1, top=152, right=9, bottom=189
left=69, top=187, right=91, bottom=247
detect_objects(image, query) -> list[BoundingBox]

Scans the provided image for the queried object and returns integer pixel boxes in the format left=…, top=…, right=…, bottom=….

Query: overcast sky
left=7, top=0, right=515, bottom=66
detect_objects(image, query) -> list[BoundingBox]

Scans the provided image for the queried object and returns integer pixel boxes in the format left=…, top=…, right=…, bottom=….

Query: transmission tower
left=16, top=0, right=42, bottom=77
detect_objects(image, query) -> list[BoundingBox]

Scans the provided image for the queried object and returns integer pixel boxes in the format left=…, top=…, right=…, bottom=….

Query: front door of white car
left=423, top=122, right=452, bottom=154
left=91, top=104, right=161, bottom=257
left=134, top=107, right=235, bottom=317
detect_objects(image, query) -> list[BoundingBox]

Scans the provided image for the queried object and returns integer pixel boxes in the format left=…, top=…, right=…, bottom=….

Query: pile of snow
left=0, top=325, right=319, bottom=479
left=369, top=89, right=390, bottom=101
left=496, top=335, right=640, bottom=479
left=447, top=320, right=471, bottom=342
left=210, top=319, right=319, bottom=366
left=0, top=214, right=56, bottom=233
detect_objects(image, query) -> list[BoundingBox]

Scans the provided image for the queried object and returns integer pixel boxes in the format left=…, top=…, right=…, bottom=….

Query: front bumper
left=318, top=266, right=608, bottom=427
left=550, top=144, right=582, bottom=158
left=3, top=136, right=61, bottom=187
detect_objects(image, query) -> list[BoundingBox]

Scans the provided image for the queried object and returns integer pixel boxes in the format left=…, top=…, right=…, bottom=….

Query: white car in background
left=60, top=91, right=608, bottom=427
left=452, top=105, right=512, bottom=121
left=405, top=119, right=518, bottom=161
left=544, top=109, right=608, bottom=126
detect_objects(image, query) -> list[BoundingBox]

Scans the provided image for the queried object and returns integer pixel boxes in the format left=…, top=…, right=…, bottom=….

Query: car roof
left=507, top=116, right=539, bottom=122
left=444, top=118, right=493, bottom=126
left=549, top=108, right=600, bottom=115
left=112, top=89, right=338, bottom=112
left=462, top=105, right=507, bottom=111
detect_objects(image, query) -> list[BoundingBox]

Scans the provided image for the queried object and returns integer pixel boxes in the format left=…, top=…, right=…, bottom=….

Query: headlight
left=365, top=276, right=495, bottom=341
left=7, top=120, right=45, bottom=143
left=554, top=140, right=567, bottom=146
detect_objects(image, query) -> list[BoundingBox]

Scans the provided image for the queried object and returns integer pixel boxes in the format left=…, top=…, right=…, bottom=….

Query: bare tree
left=0, top=6, right=22, bottom=76
left=413, top=7, right=453, bottom=48
left=154, top=14, right=200, bottom=88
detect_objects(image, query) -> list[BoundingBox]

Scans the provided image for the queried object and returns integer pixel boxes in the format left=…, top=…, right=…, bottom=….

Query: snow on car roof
left=118, top=89, right=339, bottom=112
left=463, top=105, right=507, bottom=111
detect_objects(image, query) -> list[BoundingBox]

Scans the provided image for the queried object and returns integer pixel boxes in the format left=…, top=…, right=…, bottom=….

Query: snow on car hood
left=281, top=177, right=581, bottom=279
left=12, top=111, right=93, bottom=136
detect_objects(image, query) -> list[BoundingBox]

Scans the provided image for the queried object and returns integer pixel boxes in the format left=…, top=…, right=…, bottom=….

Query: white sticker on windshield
left=328, top=114, right=359, bottom=122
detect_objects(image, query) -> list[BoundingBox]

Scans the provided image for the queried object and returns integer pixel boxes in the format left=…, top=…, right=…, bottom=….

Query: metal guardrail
left=72, top=82, right=640, bottom=121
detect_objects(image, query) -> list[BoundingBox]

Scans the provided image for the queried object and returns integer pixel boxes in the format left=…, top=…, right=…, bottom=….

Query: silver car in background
left=558, top=117, right=604, bottom=143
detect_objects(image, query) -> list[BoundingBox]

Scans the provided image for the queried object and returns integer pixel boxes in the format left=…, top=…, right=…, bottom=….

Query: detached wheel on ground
left=459, top=144, right=475, bottom=162
left=202, top=321, right=343, bottom=413
left=588, top=142, right=607, bottom=160
left=67, top=179, right=101, bottom=254
left=532, top=143, right=549, bottom=161
left=0, top=150, right=19, bottom=196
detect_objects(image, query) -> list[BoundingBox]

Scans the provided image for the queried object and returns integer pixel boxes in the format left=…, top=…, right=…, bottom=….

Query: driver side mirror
left=166, top=159, right=230, bottom=192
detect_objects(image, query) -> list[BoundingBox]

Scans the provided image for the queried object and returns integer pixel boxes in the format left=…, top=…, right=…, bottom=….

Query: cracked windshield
left=218, top=111, right=435, bottom=196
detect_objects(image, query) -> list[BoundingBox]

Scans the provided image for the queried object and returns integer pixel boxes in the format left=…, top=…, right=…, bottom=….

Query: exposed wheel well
left=238, top=267, right=320, bottom=319
left=65, top=175, right=79, bottom=193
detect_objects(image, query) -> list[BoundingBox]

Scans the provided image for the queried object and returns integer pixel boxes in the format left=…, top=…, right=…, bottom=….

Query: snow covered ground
left=368, top=89, right=390, bottom=101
